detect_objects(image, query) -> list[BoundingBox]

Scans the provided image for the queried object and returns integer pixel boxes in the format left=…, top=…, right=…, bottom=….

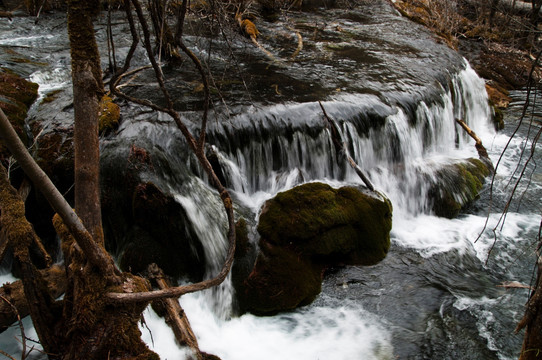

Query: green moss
left=239, top=183, right=393, bottom=314
left=492, top=105, right=504, bottom=130
left=257, top=182, right=392, bottom=265
left=0, top=72, right=39, bottom=107
left=98, top=94, right=121, bottom=134
left=431, top=158, right=491, bottom=218
left=240, top=243, right=323, bottom=314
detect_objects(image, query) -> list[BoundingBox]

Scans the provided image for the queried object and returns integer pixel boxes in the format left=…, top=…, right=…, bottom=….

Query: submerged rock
left=234, top=182, right=392, bottom=314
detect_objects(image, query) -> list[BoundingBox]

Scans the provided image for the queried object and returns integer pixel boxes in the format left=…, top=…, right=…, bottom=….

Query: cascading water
left=213, top=62, right=491, bottom=216
left=136, top=62, right=520, bottom=360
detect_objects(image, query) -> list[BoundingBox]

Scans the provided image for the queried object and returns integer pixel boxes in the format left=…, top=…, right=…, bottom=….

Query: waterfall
left=173, top=177, right=233, bottom=319
left=213, top=61, right=493, bottom=217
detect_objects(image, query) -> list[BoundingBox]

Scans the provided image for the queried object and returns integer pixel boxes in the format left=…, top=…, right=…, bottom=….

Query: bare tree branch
left=174, top=0, right=210, bottom=152
left=319, top=101, right=375, bottom=191
left=107, top=0, right=236, bottom=304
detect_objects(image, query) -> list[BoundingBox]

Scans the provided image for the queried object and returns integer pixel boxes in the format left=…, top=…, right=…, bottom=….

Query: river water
left=0, top=2, right=541, bottom=360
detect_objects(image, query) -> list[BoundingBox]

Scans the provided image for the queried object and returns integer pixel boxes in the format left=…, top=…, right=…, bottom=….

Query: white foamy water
left=29, top=67, right=71, bottom=97
left=140, top=291, right=394, bottom=360
left=0, top=274, right=44, bottom=359
left=392, top=211, right=540, bottom=261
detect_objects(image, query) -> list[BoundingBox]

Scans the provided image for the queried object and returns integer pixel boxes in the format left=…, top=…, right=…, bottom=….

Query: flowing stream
left=134, top=65, right=539, bottom=360
left=1, top=2, right=541, bottom=359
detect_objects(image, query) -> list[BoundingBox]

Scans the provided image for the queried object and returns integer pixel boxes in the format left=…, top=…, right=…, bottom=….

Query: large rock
left=100, top=140, right=206, bottom=281
left=234, top=182, right=392, bottom=314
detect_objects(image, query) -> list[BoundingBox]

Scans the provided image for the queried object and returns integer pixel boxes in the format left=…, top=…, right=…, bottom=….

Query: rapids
left=0, top=1, right=541, bottom=359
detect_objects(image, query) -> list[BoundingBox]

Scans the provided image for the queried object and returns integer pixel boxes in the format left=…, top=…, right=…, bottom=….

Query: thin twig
left=175, top=0, right=210, bottom=152
left=0, top=295, right=25, bottom=360
left=0, top=349, right=16, bottom=360
left=475, top=47, right=542, bottom=247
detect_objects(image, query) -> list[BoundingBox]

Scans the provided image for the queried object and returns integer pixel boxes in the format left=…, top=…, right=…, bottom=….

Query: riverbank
left=391, top=0, right=542, bottom=113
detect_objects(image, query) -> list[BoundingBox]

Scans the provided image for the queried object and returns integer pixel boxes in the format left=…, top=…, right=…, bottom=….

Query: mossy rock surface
left=429, top=158, right=491, bottom=218
left=257, top=182, right=392, bottom=264
left=0, top=70, right=39, bottom=158
left=98, top=94, right=121, bottom=134
left=238, top=242, right=323, bottom=315
left=236, top=182, right=392, bottom=314
left=0, top=71, right=39, bottom=107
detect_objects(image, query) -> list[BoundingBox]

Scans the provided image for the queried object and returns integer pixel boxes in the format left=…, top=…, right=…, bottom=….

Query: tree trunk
left=67, top=0, right=105, bottom=245
left=61, top=3, right=160, bottom=359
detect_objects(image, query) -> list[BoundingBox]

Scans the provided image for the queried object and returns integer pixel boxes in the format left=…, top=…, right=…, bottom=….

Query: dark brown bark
left=148, top=264, right=220, bottom=360
left=67, top=0, right=105, bottom=245
left=52, top=213, right=157, bottom=360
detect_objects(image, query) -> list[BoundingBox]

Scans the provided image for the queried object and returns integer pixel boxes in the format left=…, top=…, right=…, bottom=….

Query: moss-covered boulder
left=428, top=158, right=491, bottom=218
left=234, top=182, right=392, bottom=314
left=0, top=70, right=39, bottom=159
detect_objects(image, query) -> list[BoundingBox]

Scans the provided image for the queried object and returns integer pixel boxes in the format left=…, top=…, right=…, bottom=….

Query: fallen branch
left=455, top=118, right=492, bottom=165
left=236, top=12, right=277, bottom=62
left=498, top=281, right=534, bottom=291
left=0, top=11, right=13, bottom=19
left=290, top=28, right=303, bottom=60
left=0, top=265, right=66, bottom=334
left=148, top=264, right=220, bottom=360
left=319, top=101, right=375, bottom=191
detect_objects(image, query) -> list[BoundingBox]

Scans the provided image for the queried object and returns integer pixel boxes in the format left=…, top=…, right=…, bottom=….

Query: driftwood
left=319, top=101, right=375, bottom=191
left=0, top=11, right=13, bottom=19
left=455, top=118, right=494, bottom=170
left=236, top=12, right=277, bottom=62
left=148, top=264, right=220, bottom=360
left=498, top=280, right=534, bottom=291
